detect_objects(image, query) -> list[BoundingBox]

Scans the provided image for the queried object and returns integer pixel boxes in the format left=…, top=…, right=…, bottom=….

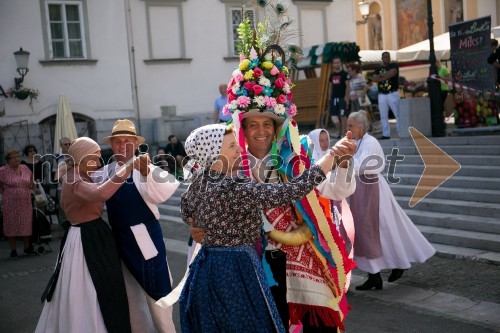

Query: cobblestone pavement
left=354, top=254, right=500, bottom=304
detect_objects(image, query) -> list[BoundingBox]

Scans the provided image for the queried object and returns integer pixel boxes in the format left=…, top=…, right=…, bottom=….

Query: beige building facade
left=354, top=0, right=500, bottom=80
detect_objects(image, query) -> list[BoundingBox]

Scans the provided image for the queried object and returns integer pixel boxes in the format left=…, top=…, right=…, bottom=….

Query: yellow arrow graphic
left=409, top=127, right=461, bottom=208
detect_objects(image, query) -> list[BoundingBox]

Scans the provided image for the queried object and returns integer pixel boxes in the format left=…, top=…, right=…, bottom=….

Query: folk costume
left=178, top=124, right=336, bottom=333
left=220, top=15, right=355, bottom=329
left=349, top=114, right=435, bottom=289
left=95, top=119, right=179, bottom=332
left=308, top=129, right=355, bottom=258
left=36, top=137, right=131, bottom=333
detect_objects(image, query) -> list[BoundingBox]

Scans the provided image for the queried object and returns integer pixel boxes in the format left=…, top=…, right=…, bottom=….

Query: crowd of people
left=0, top=48, right=440, bottom=332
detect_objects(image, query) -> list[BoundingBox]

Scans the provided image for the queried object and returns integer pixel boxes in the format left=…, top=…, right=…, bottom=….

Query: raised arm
left=231, top=165, right=326, bottom=213
left=71, top=159, right=134, bottom=202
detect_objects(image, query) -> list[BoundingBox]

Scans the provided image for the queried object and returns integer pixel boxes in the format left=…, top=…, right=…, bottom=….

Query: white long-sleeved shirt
left=93, top=161, right=179, bottom=219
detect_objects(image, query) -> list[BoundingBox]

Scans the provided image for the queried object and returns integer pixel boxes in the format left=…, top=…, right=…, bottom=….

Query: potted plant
left=7, top=87, right=40, bottom=109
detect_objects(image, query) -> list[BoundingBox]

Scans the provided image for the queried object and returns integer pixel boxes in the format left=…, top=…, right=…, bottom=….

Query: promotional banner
left=449, top=16, right=494, bottom=92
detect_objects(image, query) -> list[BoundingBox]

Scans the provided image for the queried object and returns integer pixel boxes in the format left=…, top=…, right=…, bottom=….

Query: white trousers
left=122, top=264, right=177, bottom=333
left=378, top=91, right=400, bottom=137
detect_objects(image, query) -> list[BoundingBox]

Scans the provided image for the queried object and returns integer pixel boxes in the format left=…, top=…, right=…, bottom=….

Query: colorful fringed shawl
left=233, top=112, right=356, bottom=330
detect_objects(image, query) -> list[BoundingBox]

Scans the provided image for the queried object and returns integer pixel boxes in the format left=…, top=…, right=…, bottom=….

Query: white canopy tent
left=397, top=32, right=451, bottom=62
left=359, top=32, right=451, bottom=68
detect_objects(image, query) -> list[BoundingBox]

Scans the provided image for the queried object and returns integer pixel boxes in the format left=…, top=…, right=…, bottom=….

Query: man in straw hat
left=94, top=119, right=179, bottom=332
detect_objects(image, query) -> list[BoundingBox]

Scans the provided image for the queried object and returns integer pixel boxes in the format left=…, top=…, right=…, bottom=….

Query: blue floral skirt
left=179, top=245, right=286, bottom=333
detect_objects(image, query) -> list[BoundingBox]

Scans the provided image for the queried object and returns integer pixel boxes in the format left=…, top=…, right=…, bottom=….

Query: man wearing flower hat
left=94, top=119, right=179, bottom=332
left=191, top=40, right=357, bottom=330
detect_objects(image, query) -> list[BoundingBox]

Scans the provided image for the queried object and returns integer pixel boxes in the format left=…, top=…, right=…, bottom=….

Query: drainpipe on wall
left=124, top=0, right=141, bottom=133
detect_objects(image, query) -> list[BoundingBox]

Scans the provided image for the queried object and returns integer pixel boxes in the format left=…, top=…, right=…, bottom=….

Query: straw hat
left=242, top=109, right=285, bottom=125
left=68, top=137, right=100, bottom=166
left=103, top=119, right=145, bottom=144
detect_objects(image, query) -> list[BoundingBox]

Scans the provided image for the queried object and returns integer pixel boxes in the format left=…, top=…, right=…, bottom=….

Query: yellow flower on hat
left=239, top=59, right=250, bottom=71
left=244, top=70, right=254, bottom=80
left=282, top=66, right=289, bottom=75
left=262, top=61, right=273, bottom=70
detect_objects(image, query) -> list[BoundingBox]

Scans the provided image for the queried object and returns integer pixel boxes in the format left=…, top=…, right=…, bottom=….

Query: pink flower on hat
left=287, top=104, right=297, bottom=117
left=253, top=85, right=263, bottom=95
left=275, top=78, right=285, bottom=89
left=234, top=73, right=244, bottom=82
left=243, top=81, right=255, bottom=92
left=222, top=105, right=231, bottom=116
left=276, top=94, right=286, bottom=104
left=253, top=68, right=263, bottom=78
left=227, top=92, right=236, bottom=103
left=237, top=96, right=251, bottom=108
left=270, top=66, right=280, bottom=76
left=264, top=96, right=277, bottom=108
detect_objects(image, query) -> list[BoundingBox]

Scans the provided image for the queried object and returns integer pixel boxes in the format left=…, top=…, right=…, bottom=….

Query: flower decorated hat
left=223, top=0, right=306, bottom=175
left=222, top=1, right=301, bottom=126
left=224, top=46, right=296, bottom=123
left=223, top=1, right=354, bottom=329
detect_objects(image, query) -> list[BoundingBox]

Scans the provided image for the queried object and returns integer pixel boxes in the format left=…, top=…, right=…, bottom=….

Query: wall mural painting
left=396, top=0, right=428, bottom=49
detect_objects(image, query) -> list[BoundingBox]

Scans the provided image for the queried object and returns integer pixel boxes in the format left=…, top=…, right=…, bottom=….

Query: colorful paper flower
left=276, top=94, right=287, bottom=104
left=264, top=96, right=277, bottom=108
left=274, top=104, right=286, bottom=115
left=253, top=85, right=263, bottom=95
left=222, top=105, right=231, bottom=116
left=237, top=96, right=251, bottom=108
left=244, top=70, right=254, bottom=80
left=262, top=86, right=274, bottom=96
left=253, top=67, right=263, bottom=78
left=287, top=104, right=297, bottom=117
left=239, top=59, right=251, bottom=71
left=259, top=77, right=271, bottom=87
left=254, top=96, right=266, bottom=107
left=270, top=66, right=280, bottom=76
left=262, top=61, right=273, bottom=70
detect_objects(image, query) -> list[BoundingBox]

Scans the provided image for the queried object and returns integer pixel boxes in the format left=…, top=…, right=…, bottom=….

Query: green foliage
left=236, top=18, right=254, bottom=57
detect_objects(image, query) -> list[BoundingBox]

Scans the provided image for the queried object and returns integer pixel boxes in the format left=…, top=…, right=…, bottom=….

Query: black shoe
left=355, top=272, right=383, bottom=290
left=388, top=269, right=406, bottom=282
left=23, top=248, right=38, bottom=256
left=380, top=136, right=391, bottom=140
left=10, top=250, right=18, bottom=258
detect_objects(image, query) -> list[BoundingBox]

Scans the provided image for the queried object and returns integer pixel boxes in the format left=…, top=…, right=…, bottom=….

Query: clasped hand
left=133, top=154, right=151, bottom=176
left=329, top=131, right=357, bottom=168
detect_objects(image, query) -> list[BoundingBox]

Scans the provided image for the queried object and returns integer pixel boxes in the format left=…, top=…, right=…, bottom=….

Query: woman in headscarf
left=347, top=111, right=435, bottom=290
left=175, top=123, right=338, bottom=333
left=36, top=137, right=137, bottom=333
left=308, top=129, right=355, bottom=257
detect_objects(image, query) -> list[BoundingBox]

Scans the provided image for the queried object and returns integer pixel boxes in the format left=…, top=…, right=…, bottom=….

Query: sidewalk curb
left=349, top=275, right=500, bottom=330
